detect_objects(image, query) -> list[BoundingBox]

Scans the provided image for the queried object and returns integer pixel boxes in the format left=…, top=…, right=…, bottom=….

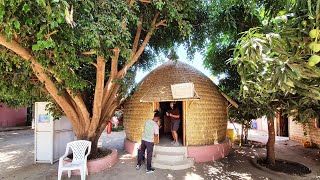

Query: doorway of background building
left=159, top=101, right=185, bottom=146
left=276, top=111, right=289, bottom=137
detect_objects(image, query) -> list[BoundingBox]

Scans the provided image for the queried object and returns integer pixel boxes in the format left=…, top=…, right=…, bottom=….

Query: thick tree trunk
left=89, top=136, right=100, bottom=157
left=240, top=123, right=244, bottom=146
left=244, top=121, right=249, bottom=144
left=266, top=115, right=276, bottom=164
left=76, top=122, right=107, bottom=158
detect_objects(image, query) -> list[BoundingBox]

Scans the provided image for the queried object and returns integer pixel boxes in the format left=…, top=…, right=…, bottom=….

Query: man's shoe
left=170, top=141, right=175, bottom=145
left=136, top=164, right=142, bottom=170
left=146, top=168, right=155, bottom=173
left=174, top=142, right=180, bottom=146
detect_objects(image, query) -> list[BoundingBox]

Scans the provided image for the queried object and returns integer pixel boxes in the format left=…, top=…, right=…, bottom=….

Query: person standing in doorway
left=136, top=110, right=160, bottom=173
left=166, top=102, right=180, bottom=146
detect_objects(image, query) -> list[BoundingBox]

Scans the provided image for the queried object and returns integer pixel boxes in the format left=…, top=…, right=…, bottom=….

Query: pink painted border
left=187, top=142, right=230, bottom=162
left=64, top=149, right=118, bottom=175
left=125, top=138, right=231, bottom=163
left=124, top=138, right=141, bottom=156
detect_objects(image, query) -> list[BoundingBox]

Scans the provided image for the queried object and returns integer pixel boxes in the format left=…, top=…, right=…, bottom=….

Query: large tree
left=204, top=0, right=320, bottom=165
left=204, top=0, right=267, bottom=144
left=0, top=0, right=207, bottom=155
left=232, top=0, right=320, bottom=164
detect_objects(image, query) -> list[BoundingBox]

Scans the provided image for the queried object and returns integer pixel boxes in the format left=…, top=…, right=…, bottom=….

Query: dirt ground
left=0, top=129, right=319, bottom=180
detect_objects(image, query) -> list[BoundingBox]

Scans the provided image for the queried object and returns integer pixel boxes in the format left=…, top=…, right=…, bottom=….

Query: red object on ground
left=106, top=121, right=112, bottom=134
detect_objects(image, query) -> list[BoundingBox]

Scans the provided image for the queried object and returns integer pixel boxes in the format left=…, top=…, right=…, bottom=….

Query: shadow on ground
left=1, top=129, right=319, bottom=180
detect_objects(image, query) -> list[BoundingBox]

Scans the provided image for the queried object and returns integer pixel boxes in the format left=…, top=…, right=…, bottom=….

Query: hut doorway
left=158, top=101, right=185, bottom=146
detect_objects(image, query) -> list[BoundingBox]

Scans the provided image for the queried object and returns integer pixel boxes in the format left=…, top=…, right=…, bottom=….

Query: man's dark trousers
left=138, top=140, right=154, bottom=170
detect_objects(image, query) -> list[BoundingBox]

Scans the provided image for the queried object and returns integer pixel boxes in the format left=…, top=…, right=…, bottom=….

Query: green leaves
left=32, top=40, right=56, bottom=51
left=35, top=0, right=46, bottom=7
left=0, top=48, right=45, bottom=107
left=22, top=3, right=31, bottom=13
left=308, top=55, right=320, bottom=66
left=230, top=0, right=320, bottom=122
left=308, top=42, right=320, bottom=52
left=309, top=29, right=319, bottom=39
left=13, top=20, right=20, bottom=30
left=204, top=0, right=263, bottom=110
left=154, top=0, right=165, bottom=11
left=0, top=0, right=207, bottom=112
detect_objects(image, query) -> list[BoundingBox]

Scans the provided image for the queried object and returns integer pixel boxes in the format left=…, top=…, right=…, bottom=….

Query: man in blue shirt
left=136, top=110, right=160, bottom=173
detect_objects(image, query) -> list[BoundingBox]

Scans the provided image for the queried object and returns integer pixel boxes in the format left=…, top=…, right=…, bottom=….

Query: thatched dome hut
left=124, top=60, right=234, bottom=146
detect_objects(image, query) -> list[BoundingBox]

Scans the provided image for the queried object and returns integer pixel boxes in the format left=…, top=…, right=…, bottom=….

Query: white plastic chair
left=58, top=140, right=91, bottom=180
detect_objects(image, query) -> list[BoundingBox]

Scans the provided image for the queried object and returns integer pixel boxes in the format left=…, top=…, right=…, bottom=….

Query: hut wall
left=123, top=96, right=153, bottom=143
left=124, top=61, right=229, bottom=145
left=186, top=84, right=228, bottom=145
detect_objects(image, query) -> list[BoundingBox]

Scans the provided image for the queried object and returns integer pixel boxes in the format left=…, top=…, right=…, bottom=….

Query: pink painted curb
left=187, top=142, right=230, bottom=163
left=64, top=149, right=118, bottom=175
left=124, top=138, right=141, bottom=156
left=124, top=138, right=230, bottom=163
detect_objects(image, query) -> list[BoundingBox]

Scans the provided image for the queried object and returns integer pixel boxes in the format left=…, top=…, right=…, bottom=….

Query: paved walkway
left=0, top=129, right=319, bottom=180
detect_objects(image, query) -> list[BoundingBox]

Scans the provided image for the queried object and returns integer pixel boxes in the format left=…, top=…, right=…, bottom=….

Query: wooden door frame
left=183, top=101, right=187, bottom=146
left=153, top=102, right=160, bottom=144
left=153, top=101, right=187, bottom=146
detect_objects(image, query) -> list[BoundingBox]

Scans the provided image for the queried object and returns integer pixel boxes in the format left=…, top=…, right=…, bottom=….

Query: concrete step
left=152, top=158, right=194, bottom=170
left=155, top=151, right=185, bottom=161
left=154, top=145, right=187, bottom=156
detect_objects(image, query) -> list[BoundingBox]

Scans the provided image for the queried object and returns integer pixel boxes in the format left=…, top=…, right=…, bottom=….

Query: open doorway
left=276, top=111, right=289, bottom=137
left=158, top=101, right=184, bottom=146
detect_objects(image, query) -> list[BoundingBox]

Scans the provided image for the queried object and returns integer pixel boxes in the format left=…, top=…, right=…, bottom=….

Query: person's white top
left=141, top=119, right=159, bottom=143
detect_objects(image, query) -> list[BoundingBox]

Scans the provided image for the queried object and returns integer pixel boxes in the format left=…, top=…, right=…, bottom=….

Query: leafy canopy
left=0, top=0, right=208, bottom=109
left=232, top=0, right=320, bottom=121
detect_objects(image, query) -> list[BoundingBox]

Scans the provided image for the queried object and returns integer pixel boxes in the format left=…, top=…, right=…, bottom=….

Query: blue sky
left=135, top=45, right=219, bottom=84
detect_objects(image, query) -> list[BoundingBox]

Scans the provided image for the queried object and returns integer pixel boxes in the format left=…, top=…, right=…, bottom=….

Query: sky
left=135, top=45, right=219, bottom=84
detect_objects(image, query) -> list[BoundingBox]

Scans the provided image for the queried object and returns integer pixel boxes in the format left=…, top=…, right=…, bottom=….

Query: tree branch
left=122, top=0, right=136, bottom=28
left=82, top=50, right=96, bottom=55
left=96, top=101, right=118, bottom=141
left=132, top=16, right=143, bottom=54
left=44, top=30, right=58, bottom=39
left=89, top=55, right=106, bottom=137
left=101, top=84, right=120, bottom=120
left=0, top=34, right=82, bottom=135
left=64, top=93, right=87, bottom=135
left=138, top=0, right=151, bottom=3
left=101, top=48, right=120, bottom=107
left=129, top=0, right=135, bottom=6
left=110, top=48, right=120, bottom=78
left=156, top=20, right=167, bottom=27
left=0, top=35, right=32, bottom=60
left=47, top=65, right=91, bottom=131
left=117, top=12, right=160, bottom=78
left=66, top=89, right=91, bottom=132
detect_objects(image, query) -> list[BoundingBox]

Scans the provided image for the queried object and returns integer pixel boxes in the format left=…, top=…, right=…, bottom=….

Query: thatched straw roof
left=137, top=60, right=237, bottom=107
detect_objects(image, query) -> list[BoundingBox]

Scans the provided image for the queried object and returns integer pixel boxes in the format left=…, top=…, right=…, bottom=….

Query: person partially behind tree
left=136, top=110, right=160, bottom=173
left=166, top=102, right=180, bottom=146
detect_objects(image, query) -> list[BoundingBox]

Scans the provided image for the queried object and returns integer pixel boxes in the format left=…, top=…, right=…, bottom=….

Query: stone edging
left=250, top=158, right=313, bottom=178
left=64, top=149, right=118, bottom=175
